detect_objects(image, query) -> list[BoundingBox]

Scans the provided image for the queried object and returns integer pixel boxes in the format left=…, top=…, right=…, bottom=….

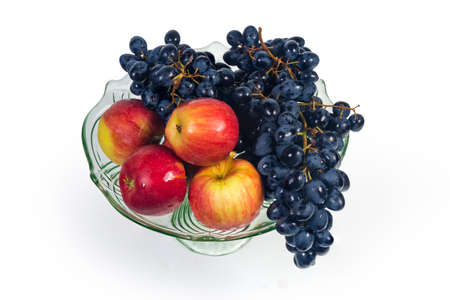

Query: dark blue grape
left=274, top=125, right=297, bottom=144
left=293, top=230, right=315, bottom=252
left=286, top=242, right=298, bottom=253
left=327, top=116, right=350, bottom=135
left=316, top=131, right=339, bottom=151
left=284, top=170, right=306, bottom=191
left=159, top=44, right=177, bottom=64
left=152, top=65, right=178, bottom=87
left=232, top=86, right=251, bottom=104
left=259, top=121, right=277, bottom=135
left=299, top=71, right=319, bottom=83
left=146, top=45, right=162, bottom=64
left=248, top=100, right=263, bottom=119
left=223, top=49, right=241, bottom=66
left=304, top=179, right=328, bottom=205
left=298, top=52, right=319, bottom=71
left=203, top=51, right=215, bottom=64
left=264, top=177, right=279, bottom=192
left=180, top=48, right=195, bottom=65
left=130, top=81, right=145, bottom=95
left=261, top=98, right=280, bottom=121
left=348, top=114, right=365, bottom=132
left=269, top=38, right=284, bottom=56
left=315, top=230, right=334, bottom=247
left=314, top=244, right=330, bottom=256
left=237, top=56, right=254, bottom=72
left=298, top=83, right=317, bottom=101
left=289, top=36, right=305, bottom=47
left=308, top=209, right=329, bottom=232
left=142, top=88, right=159, bottom=109
left=276, top=219, right=301, bottom=236
left=253, top=132, right=273, bottom=156
left=243, top=25, right=258, bottom=46
left=195, top=80, right=216, bottom=97
left=192, top=55, right=210, bottom=74
left=257, top=154, right=278, bottom=176
left=281, top=100, right=301, bottom=115
left=282, top=191, right=303, bottom=209
left=253, top=50, right=273, bottom=70
left=129, top=36, right=147, bottom=56
left=216, top=68, right=235, bottom=87
left=337, top=170, right=350, bottom=191
left=128, top=61, right=148, bottom=81
left=155, top=99, right=172, bottom=117
left=164, top=29, right=180, bottom=46
left=227, top=30, right=244, bottom=46
left=286, top=235, right=295, bottom=246
left=267, top=200, right=289, bottom=221
left=319, top=169, right=343, bottom=189
left=305, top=151, right=327, bottom=170
left=204, top=69, right=219, bottom=85
left=277, top=112, right=300, bottom=128
left=119, top=54, right=137, bottom=71
left=294, top=250, right=316, bottom=268
left=234, top=69, right=247, bottom=83
left=177, top=78, right=195, bottom=98
left=332, top=101, right=351, bottom=118
left=326, top=188, right=345, bottom=211
left=178, top=43, right=190, bottom=52
left=280, top=80, right=303, bottom=99
left=308, top=108, right=330, bottom=128
left=320, top=148, right=341, bottom=168
left=278, top=144, right=303, bottom=168
left=283, top=40, right=301, bottom=60
left=268, top=166, right=290, bottom=183
left=275, top=71, right=290, bottom=84
left=291, top=202, right=316, bottom=222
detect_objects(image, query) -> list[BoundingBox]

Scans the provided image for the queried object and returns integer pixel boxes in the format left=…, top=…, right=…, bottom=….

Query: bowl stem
left=176, top=238, right=251, bottom=256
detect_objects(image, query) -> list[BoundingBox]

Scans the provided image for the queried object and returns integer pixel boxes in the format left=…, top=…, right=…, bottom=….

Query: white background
left=1, top=0, right=449, bottom=299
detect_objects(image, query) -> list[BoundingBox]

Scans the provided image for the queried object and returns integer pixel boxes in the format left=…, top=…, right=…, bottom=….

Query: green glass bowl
left=81, top=42, right=349, bottom=256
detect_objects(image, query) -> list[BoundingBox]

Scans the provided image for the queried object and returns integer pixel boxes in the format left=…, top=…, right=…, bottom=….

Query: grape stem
left=169, top=53, right=205, bottom=105
left=257, top=27, right=297, bottom=79
left=297, top=100, right=360, bottom=119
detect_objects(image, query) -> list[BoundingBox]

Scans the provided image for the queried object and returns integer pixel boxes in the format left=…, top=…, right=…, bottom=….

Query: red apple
left=98, top=99, right=163, bottom=165
left=165, top=98, right=239, bottom=166
left=119, top=145, right=186, bottom=216
left=188, top=153, right=263, bottom=230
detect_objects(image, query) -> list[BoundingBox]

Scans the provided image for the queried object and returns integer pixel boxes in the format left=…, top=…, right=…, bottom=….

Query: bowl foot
left=176, top=238, right=251, bottom=256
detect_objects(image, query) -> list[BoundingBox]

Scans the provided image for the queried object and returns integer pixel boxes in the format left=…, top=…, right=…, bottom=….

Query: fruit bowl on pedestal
left=81, top=41, right=349, bottom=256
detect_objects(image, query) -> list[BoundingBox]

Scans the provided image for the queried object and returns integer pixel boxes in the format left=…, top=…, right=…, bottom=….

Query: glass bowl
left=81, top=42, right=349, bottom=256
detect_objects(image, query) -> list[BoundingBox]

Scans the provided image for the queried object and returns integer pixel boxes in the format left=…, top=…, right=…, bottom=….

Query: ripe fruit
left=98, top=99, right=163, bottom=165
left=119, top=145, right=186, bottom=216
left=189, top=153, right=263, bottom=230
left=165, top=98, right=239, bottom=166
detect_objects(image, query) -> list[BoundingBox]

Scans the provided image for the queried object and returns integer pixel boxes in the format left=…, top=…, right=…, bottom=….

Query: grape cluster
left=222, top=26, right=365, bottom=268
left=118, top=26, right=365, bottom=269
left=119, top=30, right=236, bottom=123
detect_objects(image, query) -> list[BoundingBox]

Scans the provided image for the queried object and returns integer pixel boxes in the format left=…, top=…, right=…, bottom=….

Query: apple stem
left=176, top=124, right=182, bottom=133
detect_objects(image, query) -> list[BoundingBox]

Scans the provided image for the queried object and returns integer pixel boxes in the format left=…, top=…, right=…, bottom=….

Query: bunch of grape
left=222, top=26, right=365, bottom=268
left=118, top=26, right=364, bottom=268
left=119, top=30, right=235, bottom=123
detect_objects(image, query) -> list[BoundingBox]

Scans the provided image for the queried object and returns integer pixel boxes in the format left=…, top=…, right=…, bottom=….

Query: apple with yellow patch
left=98, top=99, right=163, bottom=165
left=189, top=153, right=263, bottom=230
